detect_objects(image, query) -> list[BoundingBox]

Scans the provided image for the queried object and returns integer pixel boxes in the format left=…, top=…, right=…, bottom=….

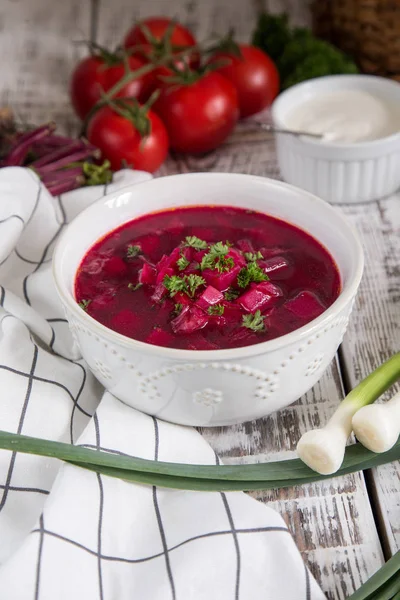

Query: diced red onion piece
left=171, top=305, right=209, bottom=334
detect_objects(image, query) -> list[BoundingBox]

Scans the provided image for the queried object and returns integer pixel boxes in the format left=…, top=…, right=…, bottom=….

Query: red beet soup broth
left=75, top=206, right=341, bottom=350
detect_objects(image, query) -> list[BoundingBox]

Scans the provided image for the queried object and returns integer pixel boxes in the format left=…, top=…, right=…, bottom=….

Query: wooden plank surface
left=1, top=0, right=398, bottom=597
left=0, top=0, right=90, bottom=134
left=341, top=197, right=400, bottom=557
left=88, top=1, right=387, bottom=597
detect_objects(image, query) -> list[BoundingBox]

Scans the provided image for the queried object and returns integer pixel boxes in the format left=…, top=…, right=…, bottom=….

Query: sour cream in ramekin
left=284, top=89, right=400, bottom=143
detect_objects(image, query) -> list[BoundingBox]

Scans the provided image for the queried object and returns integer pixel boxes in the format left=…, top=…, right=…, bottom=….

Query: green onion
left=0, top=354, right=398, bottom=492
left=297, top=352, right=400, bottom=475
left=0, top=429, right=399, bottom=492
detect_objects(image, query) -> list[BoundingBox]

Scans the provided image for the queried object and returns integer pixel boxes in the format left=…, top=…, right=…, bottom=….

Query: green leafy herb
left=186, top=274, right=206, bottom=298
left=237, top=262, right=269, bottom=288
left=244, top=251, right=263, bottom=262
left=242, top=310, right=265, bottom=332
left=163, top=274, right=205, bottom=298
left=126, top=244, right=141, bottom=258
left=252, top=13, right=358, bottom=90
left=78, top=299, right=91, bottom=311
left=174, top=303, right=183, bottom=316
left=207, top=304, right=225, bottom=316
left=184, top=236, right=208, bottom=250
left=176, top=255, right=190, bottom=271
left=163, top=275, right=189, bottom=297
left=201, top=241, right=234, bottom=273
left=83, top=160, right=113, bottom=186
left=224, top=288, right=240, bottom=301
left=128, top=282, right=142, bottom=291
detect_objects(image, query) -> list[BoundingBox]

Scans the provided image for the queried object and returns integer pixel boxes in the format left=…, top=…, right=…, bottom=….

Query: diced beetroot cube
left=156, top=266, right=174, bottom=285
left=137, top=234, right=161, bottom=262
left=102, top=256, right=128, bottom=277
left=222, top=301, right=243, bottom=324
left=237, top=239, right=255, bottom=254
left=186, top=333, right=219, bottom=350
left=166, top=246, right=181, bottom=267
left=151, top=282, right=167, bottom=303
left=139, top=262, right=157, bottom=285
left=89, top=289, right=116, bottom=312
left=229, top=326, right=256, bottom=347
left=146, top=327, right=175, bottom=348
left=156, top=254, right=169, bottom=270
left=227, top=248, right=246, bottom=268
left=203, top=265, right=241, bottom=291
left=259, top=256, right=293, bottom=280
left=238, top=281, right=283, bottom=313
left=208, top=315, right=227, bottom=329
left=185, top=261, right=200, bottom=274
left=174, top=291, right=191, bottom=306
left=111, top=309, right=138, bottom=334
left=284, top=291, right=326, bottom=321
left=196, top=286, right=224, bottom=311
left=193, top=250, right=207, bottom=264
left=171, top=305, right=209, bottom=334
left=181, top=247, right=194, bottom=262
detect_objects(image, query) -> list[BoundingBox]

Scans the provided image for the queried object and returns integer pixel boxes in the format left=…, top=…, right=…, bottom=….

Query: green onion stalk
left=297, top=352, right=400, bottom=475
left=0, top=354, right=399, bottom=598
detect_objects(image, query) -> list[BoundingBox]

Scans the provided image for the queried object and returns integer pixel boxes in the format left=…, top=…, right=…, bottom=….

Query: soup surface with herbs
left=75, top=206, right=341, bottom=350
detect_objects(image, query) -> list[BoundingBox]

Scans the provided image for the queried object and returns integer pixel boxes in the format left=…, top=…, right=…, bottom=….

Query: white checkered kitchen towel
left=0, top=167, right=325, bottom=600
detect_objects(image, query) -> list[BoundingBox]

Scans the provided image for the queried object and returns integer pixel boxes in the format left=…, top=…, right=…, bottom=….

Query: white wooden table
left=1, top=0, right=399, bottom=598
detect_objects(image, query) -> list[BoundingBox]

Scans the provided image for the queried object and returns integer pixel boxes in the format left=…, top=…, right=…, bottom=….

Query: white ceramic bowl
left=53, top=173, right=364, bottom=426
left=271, top=75, right=400, bottom=204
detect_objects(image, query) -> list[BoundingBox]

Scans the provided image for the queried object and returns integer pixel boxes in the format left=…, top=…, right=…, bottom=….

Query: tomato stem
left=79, top=41, right=205, bottom=135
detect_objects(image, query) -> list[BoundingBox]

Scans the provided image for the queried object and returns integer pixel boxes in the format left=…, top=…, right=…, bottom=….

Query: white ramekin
left=271, top=75, right=400, bottom=204
left=53, top=173, right=364, bottom=426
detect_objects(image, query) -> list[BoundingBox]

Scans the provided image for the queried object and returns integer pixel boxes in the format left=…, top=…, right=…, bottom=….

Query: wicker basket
left=311, top=0, right=400, bottom=82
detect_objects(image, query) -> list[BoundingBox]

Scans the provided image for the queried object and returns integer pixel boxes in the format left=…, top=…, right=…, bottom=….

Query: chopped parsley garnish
left=78, top=299, right=91, bottom=311
left=244, top=251, right=263, bottom=262
left=207, top=304, right=225, bottom=316
left=200, top=241, right=234, bottom=273
left=126, top=244, right=141, bottom=258
left=242, top=310, right=265, bottom=332
left=237, top=262, right=269, bottom=288
left=163, top=274, right=205, bottom=298
left=163, top=275, right=188, bottom=296
left=186, top=274, right=206, bottom=298
left=174, top=303, right=183, bottom=315
left=128, top=282, right=142, bottom=291
left=184, top=236, right=208, bottom=250
left=224, top=288, right=240, bottom=301
left=176, top=254, right=190, bottom=271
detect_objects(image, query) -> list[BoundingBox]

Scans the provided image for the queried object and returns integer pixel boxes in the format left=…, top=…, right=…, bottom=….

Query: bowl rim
left=271, top=74, right=400, bottom=151
left=53, top=172, right=364, bottom=360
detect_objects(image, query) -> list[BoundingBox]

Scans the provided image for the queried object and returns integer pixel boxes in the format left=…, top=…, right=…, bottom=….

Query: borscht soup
left=75, top=206, right=340, bottom=350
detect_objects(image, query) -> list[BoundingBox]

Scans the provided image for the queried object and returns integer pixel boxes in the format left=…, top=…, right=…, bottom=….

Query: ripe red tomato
left=124, top=17, right=196, bottom=51
left=87, top=104, right=169, bottom=173
left=153, top=72, right=239, bottom=154
left=124, top=17, right=198, bottom=87
left=70, top=56, right=107, bottom=121
left=209, top=45, right=280, bottom=118
left=70, top=55, right=154, bottom=120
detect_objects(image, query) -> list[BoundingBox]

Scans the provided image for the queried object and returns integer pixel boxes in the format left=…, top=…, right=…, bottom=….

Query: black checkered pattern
left=0, top=168, right=325, bottom=599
